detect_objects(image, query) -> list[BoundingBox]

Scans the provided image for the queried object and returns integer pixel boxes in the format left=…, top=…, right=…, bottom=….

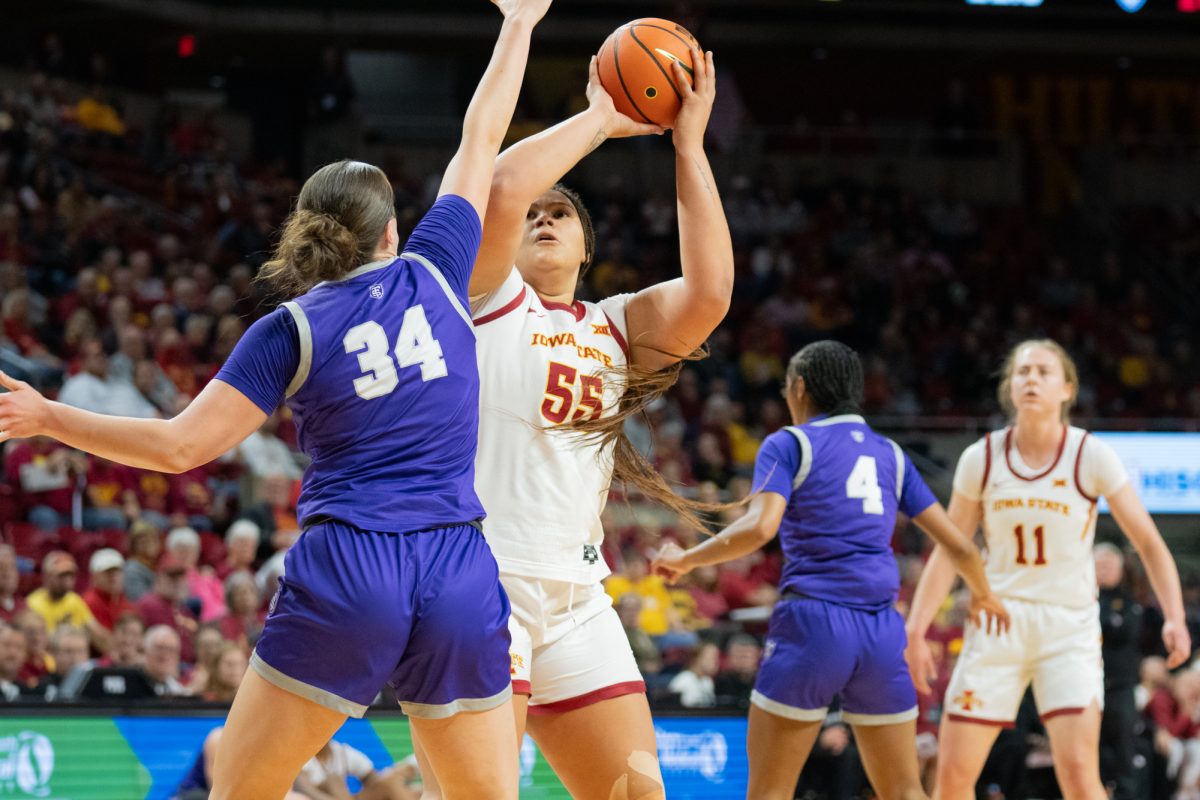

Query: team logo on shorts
left=953, top=690, right=982, bottom=711
left=582, top=545, right=599, bottom=564
left=762, top=639, right=776, bottom=662
left=369, top=284, right=384, bottom=299
left=851, top=431, right=865, bottom=443
left=510, top=653, right=526, bottom=676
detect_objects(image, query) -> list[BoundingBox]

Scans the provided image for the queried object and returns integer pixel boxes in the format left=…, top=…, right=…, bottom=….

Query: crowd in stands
left=1, top=33, right=1199, bottom=798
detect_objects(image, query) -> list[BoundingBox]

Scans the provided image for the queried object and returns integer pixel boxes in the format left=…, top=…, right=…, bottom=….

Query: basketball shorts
left=752, top=596, right=918, bottom=726
left=252, top=521, right=512, bottom=719
left=503, top=574, right=645, bottom=714
left=943, top=597, right=1103, bottom=727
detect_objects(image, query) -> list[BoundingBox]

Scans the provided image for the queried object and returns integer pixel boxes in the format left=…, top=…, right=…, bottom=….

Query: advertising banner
left=0, top=712, right=749, bottom=799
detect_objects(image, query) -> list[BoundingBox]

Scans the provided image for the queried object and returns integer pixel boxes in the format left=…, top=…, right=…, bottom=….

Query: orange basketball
left=596, top=18, right=700, bottom=128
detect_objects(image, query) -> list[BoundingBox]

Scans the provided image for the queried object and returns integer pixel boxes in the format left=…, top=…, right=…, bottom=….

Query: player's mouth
left=535, top=232, right=558, bottom=245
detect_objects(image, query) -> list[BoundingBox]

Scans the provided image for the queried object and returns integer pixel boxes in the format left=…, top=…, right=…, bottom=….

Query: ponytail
left=260, top=210, right=359, bottom=297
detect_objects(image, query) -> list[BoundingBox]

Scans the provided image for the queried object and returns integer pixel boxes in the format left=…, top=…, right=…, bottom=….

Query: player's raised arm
left=1109, top=483, right=1191, bottom=667
left=624, top=50, right=733, bottom=372
left=0, top=369, right=266, bottom=474
left=438, top=0, right=553, bottom=221
left=469, top=58, right=662, bottom=296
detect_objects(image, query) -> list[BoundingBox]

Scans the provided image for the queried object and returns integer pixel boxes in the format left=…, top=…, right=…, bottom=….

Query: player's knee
left=607, top=750, right=664, bottom=800
left=1052, top=750, right=1100, bottom=795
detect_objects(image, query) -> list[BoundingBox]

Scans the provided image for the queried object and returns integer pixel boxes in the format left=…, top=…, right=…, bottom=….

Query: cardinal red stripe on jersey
left=542, top=298, right=586, bottom=322
left=511, top=679, right=532, bottom=696
left=474, top=286, right=527, bottom=326
left=1073, top=431, right=1097, bottom=502
left=603, top=312, right=629, bottom=359
left=1004, top=425, right=1067, bottom=482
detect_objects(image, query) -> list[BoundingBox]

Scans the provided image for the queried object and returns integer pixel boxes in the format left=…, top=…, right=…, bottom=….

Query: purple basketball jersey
left=753, top=414, right=937, bottom=610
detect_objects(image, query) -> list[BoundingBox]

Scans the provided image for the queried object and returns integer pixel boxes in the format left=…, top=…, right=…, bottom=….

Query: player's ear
left=384, top=216, right=399, bottom=254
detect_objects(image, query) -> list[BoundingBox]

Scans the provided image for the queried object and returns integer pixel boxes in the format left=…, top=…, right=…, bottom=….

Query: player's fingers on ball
left=672, top=61, right=694, bottom=97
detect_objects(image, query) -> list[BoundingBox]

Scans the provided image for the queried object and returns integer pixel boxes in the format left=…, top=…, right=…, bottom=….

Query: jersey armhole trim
left=1073, top=431, right=1098, bottom=503
left=280, top=301, right=312, bottom=399
left=784, top=427, right=813, bottom=490
left=474, top=286, right=527, bottom=326
left=888, top=439, right=905, bottom=501
left=603, top=311, right=630, bottom=358
left=401, top=251, right=475, bottom=335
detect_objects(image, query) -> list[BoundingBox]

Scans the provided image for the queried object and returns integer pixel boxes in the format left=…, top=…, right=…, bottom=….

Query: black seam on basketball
left=635, top=23, right=698, bottom=78
left=611, top=30, right=654, bottom=125
left=628, top=27, right=684, bottom=103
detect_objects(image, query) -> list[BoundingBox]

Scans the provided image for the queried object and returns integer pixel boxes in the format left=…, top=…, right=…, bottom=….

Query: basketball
left=596, top=18, right=700, bottom=128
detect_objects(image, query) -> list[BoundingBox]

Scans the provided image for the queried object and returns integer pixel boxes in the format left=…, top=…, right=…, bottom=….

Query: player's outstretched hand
left=651, top=542, right=692, bottom=583
left=670, top=48, right=715, bottom=151
left=490, top=0, right=552, bottom=24
left=586, top=56, right=665, bottom=139
left=1163, top=618, right=1192, bottom=669
left=969, top=592, right=1010, bottom=636
left=0, top=370, right=50, bottom=444
left=904, top=635, right=937, bottom=696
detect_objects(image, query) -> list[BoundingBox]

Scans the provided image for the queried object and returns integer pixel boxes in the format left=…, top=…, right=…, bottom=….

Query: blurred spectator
left=0, top=545, right=26, bottom=623
left=109, top=324, right=180, bottom=413
left=605, top=549, right=680, bottom=639
left=668, top=642, right=719, bottom=708
left=40, top=624, right=91, bottom=700
left=142, top=625, right=185, bottom=697
left=238, top=411, right=303, bottom=485
left=217, top=571, right=262, bottom=649
left=123, top=519, right=164, bottom=601
left=97, top=613, right=145, bottom=668
left=1137, top=656, right=1169, bottom=713
left=166, top=526, right=225, bottom=621
left=717, top=552, right=779, bottom=610
left=76, top=84, right=125, bottom=137
left=58, top=339, right=158, bottom=418
left=187, top=624, right=225, bottom=694
left=26, top=551, right=111, bottom=653
left=135, top=555, right=198, bottom=664
left=1147, top=671, right=1200, bottom=792
left=685, top=566, right=729, bottom=626
left=296, top=739, right=420, bottom=800
left=198, top=642, right=247, bottom=703
left=4, top=438, right=77, bottom=531
left=714, top=634, right=762, bottom=709
left=14, top=608, right=51, bottom=687
left=616, top=593, right=661, bottom=676
left=1096, top=543, right=1143, bottom=800
left=0, top=622, right=27, bottom=701
left=216, top=519, right=260, bottom=581
left=83, top=456, right=138, bottom=530
left=82, top=548, right=134, bottom=631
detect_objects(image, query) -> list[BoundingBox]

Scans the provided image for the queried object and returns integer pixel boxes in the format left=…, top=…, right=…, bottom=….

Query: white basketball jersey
left=472, top=267, right=632, bottom=584
left=970, top=426, right=1104, bottom=610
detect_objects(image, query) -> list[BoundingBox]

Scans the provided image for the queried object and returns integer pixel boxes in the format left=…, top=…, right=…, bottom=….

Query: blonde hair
left=997, top=338, right=1079, bottom=423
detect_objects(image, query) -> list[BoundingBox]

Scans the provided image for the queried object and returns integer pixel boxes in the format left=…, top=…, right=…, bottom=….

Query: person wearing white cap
left=82, top=548, right=134, bottom=631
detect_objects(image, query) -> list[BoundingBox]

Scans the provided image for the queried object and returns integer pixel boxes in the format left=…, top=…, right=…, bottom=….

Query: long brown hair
left=997, top=338, right=1079, bottom=423
left=259, top=160, right=395, bottom=297
left=562, top=346, right=741, bottom=533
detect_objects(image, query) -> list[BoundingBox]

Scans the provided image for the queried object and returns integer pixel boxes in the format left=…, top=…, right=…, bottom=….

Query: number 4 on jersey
left=845, top=455, right=885, bottom=515
left=343, top=305, right=447, bottom=400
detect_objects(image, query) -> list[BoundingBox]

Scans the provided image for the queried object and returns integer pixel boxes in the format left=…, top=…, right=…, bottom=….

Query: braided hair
left=785, top=341, right=865, bottom=416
